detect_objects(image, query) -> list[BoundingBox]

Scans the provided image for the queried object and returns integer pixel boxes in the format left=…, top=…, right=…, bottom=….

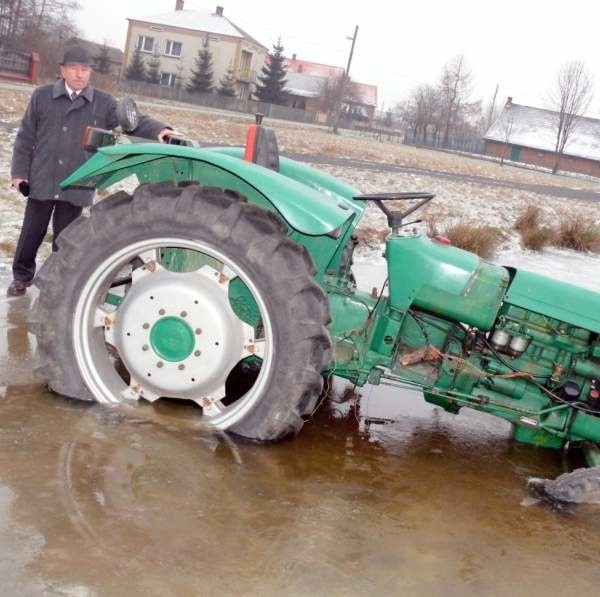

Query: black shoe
left=6, top=279, right=32, bottom=297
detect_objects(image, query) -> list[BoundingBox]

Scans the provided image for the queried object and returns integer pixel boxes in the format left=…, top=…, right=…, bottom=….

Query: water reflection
left=1, top=276, right=600, bottom=595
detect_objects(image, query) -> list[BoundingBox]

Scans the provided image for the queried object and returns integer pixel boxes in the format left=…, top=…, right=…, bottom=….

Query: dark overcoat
left=11, top=79, right=168, bottom=207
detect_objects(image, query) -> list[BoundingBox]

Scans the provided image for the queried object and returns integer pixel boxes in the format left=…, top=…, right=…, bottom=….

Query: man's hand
left=157, top=128, right=174, bottom=142
left=12, top=178, right=28, bottom=190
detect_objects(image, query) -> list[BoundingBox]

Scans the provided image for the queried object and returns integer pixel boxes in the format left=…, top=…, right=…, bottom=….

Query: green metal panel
left=61, top=143, right=354, bottom=236
left=386, top=234, right=509, bottom=330
left=510, top=145, right=521, bottom=161
left=505, top=269, right=600, bottom=333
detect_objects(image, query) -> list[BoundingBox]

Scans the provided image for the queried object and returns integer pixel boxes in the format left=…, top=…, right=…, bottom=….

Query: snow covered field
left=1, top=87, right=600, bottom=292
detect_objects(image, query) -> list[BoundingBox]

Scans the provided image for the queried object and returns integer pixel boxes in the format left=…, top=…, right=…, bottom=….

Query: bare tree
left=439, top=54, right=472, bottom=147
left=0, top=0, right=80, bottom=77
left=547, top=60, right=593, bottom=174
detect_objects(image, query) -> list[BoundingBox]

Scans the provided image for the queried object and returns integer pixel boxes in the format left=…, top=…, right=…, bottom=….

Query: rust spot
left=146, top=260, right=157, bottom=272
left=104, top=316, right=113, bottom=327
left=201, top=396, right=212, bottom=407
left=401, top=345, right=442, bottom=367
left=218, top=273, right=229, bottom=285
left=244, top=344, right=255, bottom=353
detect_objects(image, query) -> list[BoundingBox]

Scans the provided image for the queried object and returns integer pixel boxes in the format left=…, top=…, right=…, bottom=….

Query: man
left=8, top=45, right=172, bottom=297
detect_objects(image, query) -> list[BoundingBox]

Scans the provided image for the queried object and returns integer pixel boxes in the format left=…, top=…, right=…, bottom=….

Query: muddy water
left=1, top=273, right=600, bottom=596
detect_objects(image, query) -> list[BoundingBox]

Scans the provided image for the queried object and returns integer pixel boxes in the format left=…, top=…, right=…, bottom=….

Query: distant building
left=483, top=98, right=600, bottom=176
left=284, top=55, right=378, bottom=124
left=121, top=2, right=268, bottom=99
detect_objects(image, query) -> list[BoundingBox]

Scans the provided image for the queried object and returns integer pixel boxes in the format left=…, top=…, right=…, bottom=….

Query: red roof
left=285, top=57, right=344, bottom=79
left=284, top=56, right=377, bottom=107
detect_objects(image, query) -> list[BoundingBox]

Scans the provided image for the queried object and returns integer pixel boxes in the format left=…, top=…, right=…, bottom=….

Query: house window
left=160, top=72, right=176, bottom=87
left=164, top=40, right=182, bottom=57
left=136, top=35, right=154, bottom=53
left=240, top=50, right=252, bottom=77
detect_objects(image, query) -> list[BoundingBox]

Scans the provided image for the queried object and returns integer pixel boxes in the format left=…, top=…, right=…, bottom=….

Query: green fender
left=61, top=143, right=361, bottom=236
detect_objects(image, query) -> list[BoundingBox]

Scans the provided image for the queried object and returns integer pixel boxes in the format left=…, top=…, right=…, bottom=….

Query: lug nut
left=194, top=350, right=201, bottom=357
left=181, top=310, right=187, bottom=318
left=195, top=328, right=202, bottom=335
left=143, top=323, right=150, bottom=329
left=159, top=309, right=166, bottom=316
left=157, top=361, right=164, bottom=368
left=178, top=364, right=185, bottom=370
left=142, top=344, right=149, bottom=351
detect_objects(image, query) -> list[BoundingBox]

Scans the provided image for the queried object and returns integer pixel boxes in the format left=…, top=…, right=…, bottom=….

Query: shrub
left=514, top=205, right=555, bottom=251
left=442, top=223, right=502, bottom=259
left=520, top=226, right=555, bottom=251
left=514, top=205, right=542, bottom=233
left=555, top=216, right=600, bottom=252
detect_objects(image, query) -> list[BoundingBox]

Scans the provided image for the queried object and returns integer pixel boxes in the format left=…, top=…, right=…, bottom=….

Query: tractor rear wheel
left=29, top=183, right=331, bottom=441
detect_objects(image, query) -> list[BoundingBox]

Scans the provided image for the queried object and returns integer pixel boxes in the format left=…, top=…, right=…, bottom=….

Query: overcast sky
left=75, top=0, right=600, bottom=116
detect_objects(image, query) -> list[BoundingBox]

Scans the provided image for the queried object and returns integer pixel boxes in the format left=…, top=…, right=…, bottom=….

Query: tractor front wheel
left=29, top=183, right=331, bottom=441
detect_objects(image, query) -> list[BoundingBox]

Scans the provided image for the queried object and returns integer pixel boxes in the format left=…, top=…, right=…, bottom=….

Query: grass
left=555, top=216, right=600, bottom=252
left=426, top=217, right=502, bottom=259
left=514, top=205, right=555, bottom=251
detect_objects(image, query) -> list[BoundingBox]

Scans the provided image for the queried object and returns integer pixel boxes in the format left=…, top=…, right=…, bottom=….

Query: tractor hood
left=61, top=143, right=361, bottom=236
left=505, top=269, right=600, bottom=333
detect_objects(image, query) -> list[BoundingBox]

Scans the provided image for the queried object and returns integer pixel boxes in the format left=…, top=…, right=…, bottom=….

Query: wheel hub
left=112, top=264, right=255, bottom=401
left=150, top=317, right=195, bottom=362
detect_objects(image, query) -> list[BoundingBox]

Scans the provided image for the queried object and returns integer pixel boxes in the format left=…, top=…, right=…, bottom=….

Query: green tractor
left=29, top=106, right=600, bottom=496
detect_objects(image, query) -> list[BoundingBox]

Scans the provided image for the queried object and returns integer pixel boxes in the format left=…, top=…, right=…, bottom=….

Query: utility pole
left=332, top=25, right=358, bottom=134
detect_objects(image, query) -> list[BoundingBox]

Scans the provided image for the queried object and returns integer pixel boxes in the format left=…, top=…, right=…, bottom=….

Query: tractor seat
left=244, top=115, right=280, bottom=172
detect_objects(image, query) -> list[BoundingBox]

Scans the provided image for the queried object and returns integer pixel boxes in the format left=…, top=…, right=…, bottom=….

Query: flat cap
left=60, top=45, right=95, bottom=66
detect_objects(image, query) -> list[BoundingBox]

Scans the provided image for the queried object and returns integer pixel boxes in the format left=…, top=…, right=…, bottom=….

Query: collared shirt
left=64, top=82, right=81, bottom=99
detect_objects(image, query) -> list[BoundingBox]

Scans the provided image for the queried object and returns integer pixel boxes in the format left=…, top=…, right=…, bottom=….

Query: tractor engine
left=388, top=297, right=600, bottom=449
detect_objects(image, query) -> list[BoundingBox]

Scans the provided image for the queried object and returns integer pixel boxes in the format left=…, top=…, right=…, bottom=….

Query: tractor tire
left=29, top=183, right=331, bottom=441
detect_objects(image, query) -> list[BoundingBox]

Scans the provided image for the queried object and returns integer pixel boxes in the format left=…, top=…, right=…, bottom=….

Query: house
left=66, top=37, right=123, bottom=75
left=284, top=55, right=378, bottom=124
left=121, top=1, right=268, bottom=99
left=483, top=98, right=600, bottom=176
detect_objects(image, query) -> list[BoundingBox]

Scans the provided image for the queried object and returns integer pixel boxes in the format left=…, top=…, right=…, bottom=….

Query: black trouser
left=12, top=198, right=83, bottom=282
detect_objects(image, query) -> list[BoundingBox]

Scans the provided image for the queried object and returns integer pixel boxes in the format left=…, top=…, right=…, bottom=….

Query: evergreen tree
left=125, top=47, right=146, bottom=81
left=217, top=66, right=237, bottom=97
left=146, top=50, right=161, bottom=84
left=95, top=42, right=111, bottom=74
left=254, top=39, right=288, bottom=105
left=187, top=40, right=214, bottom=93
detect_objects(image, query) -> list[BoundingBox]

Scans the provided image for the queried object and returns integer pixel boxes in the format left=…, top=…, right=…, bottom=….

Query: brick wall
left=484, top=140, right=600, bottom=177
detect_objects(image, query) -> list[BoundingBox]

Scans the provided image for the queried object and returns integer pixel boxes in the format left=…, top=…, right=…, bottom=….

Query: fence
left=403, top=128, right=485, bottom=154
left=117, top=79, right=318, bottom=125
left=0, top=50, right=39, bottom=84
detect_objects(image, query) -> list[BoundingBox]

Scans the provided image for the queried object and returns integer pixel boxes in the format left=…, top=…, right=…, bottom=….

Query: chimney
left=216, top=5, right=224, bottom=16
left=505, top=96, right=513, bottom=108
left=175, top=0, right=184, bottom=10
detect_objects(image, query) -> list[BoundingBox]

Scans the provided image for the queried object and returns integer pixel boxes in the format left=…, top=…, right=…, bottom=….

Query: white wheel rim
left=72, top=237, right=274, bottom=430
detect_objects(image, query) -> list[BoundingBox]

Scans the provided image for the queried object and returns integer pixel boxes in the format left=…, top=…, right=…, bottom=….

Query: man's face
left=60, top=63, right=92, bottom=91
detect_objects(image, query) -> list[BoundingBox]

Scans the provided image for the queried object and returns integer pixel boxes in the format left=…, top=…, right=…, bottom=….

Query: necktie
left=70, top=91, right=78, bottom=101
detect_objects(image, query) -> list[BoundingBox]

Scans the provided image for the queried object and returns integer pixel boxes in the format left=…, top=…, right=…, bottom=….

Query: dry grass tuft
left=425, top=217, right=502, bottom=259
left=514, top=205, right=555, bottom=251
left=514, top=205, right=542, bottom=232
left=555, top=216, right=600, bottom=252
left=442, top=223, right=503, bottom=259
left=520, top=226, right=555, bottom=251
left=0, top=240, right=14, bottom=255
left=354, top=225, right=389, bottom=247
